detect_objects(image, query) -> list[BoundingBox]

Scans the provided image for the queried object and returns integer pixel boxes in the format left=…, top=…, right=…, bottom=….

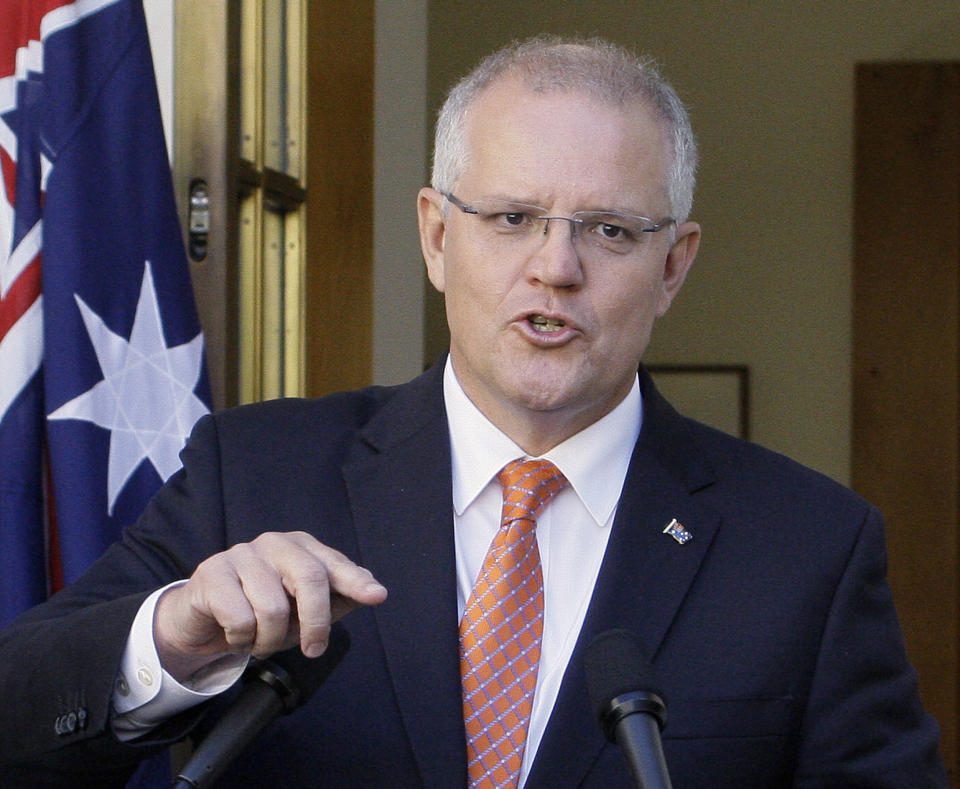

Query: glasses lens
left=574, top=212, right=652, bottom=254
left=466, top=201, right=546, bottom=236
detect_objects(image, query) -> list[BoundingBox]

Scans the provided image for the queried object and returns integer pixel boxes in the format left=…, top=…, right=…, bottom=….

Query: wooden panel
left=174, top=0, right=239, bottom=409
left=303, top=2, right=374, bottom=396
left=853, top=62, right=960, bottom=782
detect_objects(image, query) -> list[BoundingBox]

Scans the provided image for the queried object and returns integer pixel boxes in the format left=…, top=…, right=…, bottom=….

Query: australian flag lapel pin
left=663, top=518, right=693, bottom=545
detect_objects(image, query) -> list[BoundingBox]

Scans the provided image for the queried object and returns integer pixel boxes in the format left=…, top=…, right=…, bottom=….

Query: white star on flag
left=48, top=261, right=208, bottom=514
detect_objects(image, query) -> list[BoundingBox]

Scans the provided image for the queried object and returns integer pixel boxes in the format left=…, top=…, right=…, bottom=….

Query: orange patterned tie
left=460, top=458, right=568, bottom=789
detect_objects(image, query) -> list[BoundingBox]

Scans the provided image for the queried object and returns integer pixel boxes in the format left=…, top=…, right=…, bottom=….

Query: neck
left=489, top=408, right=595, bottom=457
left=444, top=355, right=636, bottom=457
left=471, top=385, right=631, bottom=457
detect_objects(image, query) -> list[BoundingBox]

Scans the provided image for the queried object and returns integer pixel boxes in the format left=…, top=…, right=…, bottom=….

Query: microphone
left=583, top=628, right=672, bottom=789
left=172, top=625, right=350, bottom=789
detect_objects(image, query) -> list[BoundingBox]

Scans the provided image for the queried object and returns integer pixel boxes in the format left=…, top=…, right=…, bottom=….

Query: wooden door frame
left=173, top=1, right=374, bottom=409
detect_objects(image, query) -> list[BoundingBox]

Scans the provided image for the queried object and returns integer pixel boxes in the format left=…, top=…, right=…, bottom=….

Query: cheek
left=596, top=273, right=663, bottom=334
left=443, top=265, right=486, bottom=314
left=443, top=251, right=514, bottom=314
left=441, top=263, right=503, bottom=343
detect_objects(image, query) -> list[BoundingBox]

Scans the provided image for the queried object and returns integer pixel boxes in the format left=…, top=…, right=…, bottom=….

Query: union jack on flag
left=0, top=0, right=210, bottom=633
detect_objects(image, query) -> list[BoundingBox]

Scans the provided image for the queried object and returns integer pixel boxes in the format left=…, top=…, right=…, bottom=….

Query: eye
left=468, top=200, right=546, bottom=235
left=490, top=210, right=536, bottom=230
left=585, top=217, right=637, bottom=245
left=597, top=221, right=628, bottom=240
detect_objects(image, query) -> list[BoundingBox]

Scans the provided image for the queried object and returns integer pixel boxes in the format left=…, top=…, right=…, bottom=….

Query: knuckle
left=249, top=532, right=281, bottom=551
left=226, top=540, right=257, bottom=561
left=258, top=599, right=292, bottom=623
left=192, top=554, right=226, bottom=583
left=294, top=560, right=331, bottom=588
left=222, top=620, right=255, bottom=648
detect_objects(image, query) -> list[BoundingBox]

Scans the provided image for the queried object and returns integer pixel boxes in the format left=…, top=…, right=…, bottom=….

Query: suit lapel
left=529, top=371, right=722, bottom=788
left=341, top=364, right=468, bottom=789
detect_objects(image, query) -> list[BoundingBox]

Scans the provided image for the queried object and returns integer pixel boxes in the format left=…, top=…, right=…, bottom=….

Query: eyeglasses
left=443, top=192, right=675, bottom=257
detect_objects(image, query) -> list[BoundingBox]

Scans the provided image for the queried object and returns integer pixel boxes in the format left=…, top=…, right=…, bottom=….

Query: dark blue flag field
left=0, top=0, right=210, bottom=629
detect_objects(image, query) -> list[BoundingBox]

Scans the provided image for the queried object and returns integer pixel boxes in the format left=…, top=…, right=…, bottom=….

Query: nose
left=526, top=217, right=585, bottom=288
left=540, top=215, right=582, bottom=239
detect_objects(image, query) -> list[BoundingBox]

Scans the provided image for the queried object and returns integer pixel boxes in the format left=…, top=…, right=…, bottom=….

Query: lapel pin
left=663, top=518, right=693, bottom=544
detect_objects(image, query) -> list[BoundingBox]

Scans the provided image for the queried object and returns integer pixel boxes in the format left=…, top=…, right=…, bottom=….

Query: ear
left=418, top=187, right=448, bottom=293
left=656, top=220, right=700, bottom=317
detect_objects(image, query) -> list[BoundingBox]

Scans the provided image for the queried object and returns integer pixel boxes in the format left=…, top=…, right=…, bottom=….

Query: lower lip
left=515, top=319, right=580, bottom=346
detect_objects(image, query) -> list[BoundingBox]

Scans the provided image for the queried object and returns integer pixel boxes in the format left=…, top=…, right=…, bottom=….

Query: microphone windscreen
left=583, top=628, right=663, bottom=719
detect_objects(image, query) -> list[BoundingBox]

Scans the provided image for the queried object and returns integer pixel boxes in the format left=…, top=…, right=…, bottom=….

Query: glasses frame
left=443, top=192, right=675, bottom=249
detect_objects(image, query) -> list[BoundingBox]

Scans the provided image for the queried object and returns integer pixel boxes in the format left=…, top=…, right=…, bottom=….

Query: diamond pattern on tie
left=460, top=458, right=568, bottom=789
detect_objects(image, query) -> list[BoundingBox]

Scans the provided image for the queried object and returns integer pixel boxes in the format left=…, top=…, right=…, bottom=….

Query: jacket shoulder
left=639, top=371, right=873, bottom=526
left=683, top=415, right=876, bottom=530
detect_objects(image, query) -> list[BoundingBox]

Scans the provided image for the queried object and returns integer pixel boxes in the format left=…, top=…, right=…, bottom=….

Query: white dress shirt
left=113, top=359, right=643, bottom=782
left=444, top=359, right=641, bottom=784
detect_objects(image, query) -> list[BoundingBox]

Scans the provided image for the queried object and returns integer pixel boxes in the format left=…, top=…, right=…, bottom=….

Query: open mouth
left=528, top=315, right=566, bottom=333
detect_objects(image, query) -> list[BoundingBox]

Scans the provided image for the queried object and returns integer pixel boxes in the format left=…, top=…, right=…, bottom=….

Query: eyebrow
left=476, top=194, right=545, bottom=208
left=480, top=196, right=649, bottom=217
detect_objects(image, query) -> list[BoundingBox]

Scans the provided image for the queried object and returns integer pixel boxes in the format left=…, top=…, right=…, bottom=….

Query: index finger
left=283, top=532, right=388, bottom=658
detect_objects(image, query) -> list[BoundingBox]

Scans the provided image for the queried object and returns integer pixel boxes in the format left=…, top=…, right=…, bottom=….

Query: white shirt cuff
left=111, top=581, right=248, bottom=740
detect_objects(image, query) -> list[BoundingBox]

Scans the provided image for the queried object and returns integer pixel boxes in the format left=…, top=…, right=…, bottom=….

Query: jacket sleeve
left=792, top=506, right=947, bottom=787
left=0, top=412, right=230, bottom=783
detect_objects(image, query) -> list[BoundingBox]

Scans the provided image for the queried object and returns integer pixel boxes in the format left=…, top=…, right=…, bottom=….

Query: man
left=0, top=36, right=946, bottom=788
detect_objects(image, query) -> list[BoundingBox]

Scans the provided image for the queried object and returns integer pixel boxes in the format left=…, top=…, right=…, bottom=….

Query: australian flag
left=0, top=0, right=210, bottom=632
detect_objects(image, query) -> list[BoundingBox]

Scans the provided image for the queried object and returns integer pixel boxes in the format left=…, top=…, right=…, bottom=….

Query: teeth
left=529, top=315, right=565, bottom=332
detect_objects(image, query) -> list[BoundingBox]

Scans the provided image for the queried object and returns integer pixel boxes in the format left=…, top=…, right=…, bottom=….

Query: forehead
left=459, top=78, right=671, bottom=207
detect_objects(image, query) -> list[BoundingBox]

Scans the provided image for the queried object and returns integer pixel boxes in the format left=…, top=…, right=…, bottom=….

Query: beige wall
left=412, top=1, right=960, bottom=484
left=374, top=0, right=428, bottom=384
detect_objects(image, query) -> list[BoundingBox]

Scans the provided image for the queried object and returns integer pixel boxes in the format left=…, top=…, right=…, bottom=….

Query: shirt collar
left=443, top=357, right=642, bottom=526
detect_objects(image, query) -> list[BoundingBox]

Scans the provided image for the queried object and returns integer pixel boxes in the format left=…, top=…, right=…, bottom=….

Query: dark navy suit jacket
left=0, top=362, right=947, bottom=787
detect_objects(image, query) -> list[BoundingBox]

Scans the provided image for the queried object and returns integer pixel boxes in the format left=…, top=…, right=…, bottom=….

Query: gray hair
left=431, top=36, right=698, bottom=223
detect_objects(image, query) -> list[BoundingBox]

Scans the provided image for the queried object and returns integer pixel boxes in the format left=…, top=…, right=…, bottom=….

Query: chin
left=505, top=370, right=587, bottom=414
left=514, top=390, right=574, bottom=414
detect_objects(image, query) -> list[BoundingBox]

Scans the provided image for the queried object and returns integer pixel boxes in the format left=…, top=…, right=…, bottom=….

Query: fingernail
left=304, top=641, right=325, bottom=658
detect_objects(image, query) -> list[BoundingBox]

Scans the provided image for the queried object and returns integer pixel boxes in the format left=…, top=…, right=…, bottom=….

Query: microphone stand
left=172, top=626, right=349, bottom=788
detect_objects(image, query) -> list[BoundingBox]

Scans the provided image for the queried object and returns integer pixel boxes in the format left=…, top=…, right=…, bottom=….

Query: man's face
left=419, top=78, right=700, bottom=451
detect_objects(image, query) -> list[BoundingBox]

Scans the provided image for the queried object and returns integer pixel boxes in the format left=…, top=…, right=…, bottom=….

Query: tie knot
left=498, top=458, right=568, bottom=526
